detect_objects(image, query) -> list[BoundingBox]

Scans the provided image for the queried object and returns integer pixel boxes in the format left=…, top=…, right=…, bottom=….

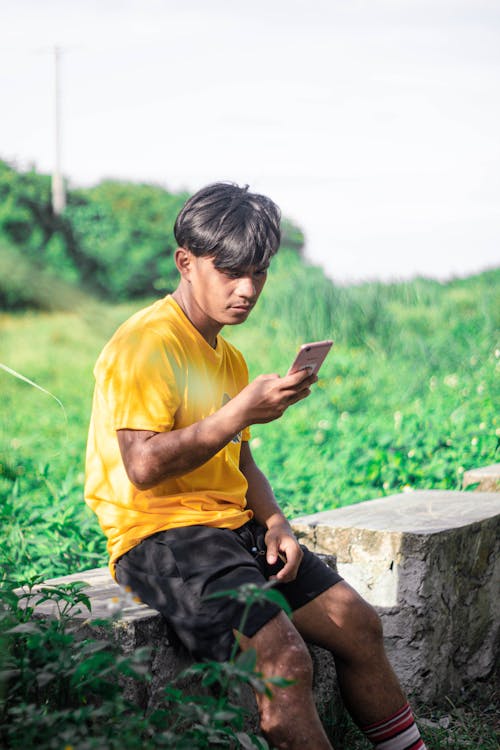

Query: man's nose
left=236, top=275, right=257, bottom=298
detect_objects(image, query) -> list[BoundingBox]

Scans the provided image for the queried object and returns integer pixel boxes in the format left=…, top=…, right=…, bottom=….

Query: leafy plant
left=0, top=579, right=298, bottom=748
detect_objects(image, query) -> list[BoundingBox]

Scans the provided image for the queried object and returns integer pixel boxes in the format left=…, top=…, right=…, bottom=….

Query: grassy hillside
left=1, top=248, right=498, bottom=580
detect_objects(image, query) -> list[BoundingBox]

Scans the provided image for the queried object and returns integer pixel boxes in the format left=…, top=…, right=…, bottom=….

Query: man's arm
left=118, top=369, right=315, bottom=490
left=239, top=440, right=303, bottom=583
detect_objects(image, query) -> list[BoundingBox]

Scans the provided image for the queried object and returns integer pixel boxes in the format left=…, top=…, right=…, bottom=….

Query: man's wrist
left=217, top=395, right=248, bottom=438
left=265, top=513, right=292, bottom=531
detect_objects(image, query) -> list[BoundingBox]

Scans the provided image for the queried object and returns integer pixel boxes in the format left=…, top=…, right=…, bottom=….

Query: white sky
left=1, top=0, right=499, bottom=282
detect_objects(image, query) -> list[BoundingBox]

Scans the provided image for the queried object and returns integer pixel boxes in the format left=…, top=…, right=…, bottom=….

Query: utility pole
left=52, top=45, right=66, bottom=215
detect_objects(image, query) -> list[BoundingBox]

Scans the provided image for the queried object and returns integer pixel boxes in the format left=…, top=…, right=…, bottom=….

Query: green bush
left=0, top=160, right=186, bottom=302
left=65, top=181, right=187, bottom=299
left=0, top=160, right=305, bottom=307
left=0, top=580, right=292, bottom=748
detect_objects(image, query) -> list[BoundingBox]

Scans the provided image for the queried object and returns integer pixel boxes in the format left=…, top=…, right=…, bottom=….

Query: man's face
left=187, top=254, right=269, bottom=327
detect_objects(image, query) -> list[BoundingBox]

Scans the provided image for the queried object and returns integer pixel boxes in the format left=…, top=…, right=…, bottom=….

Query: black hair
left=174, top=182, right=281, bottom=271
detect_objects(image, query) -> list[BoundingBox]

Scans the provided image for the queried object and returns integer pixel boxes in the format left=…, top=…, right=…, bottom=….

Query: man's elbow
left=124, top=459, right=158, bottom=491
left=124, top=457, right=180, bottom=490
left=129, top=475, right=156, bottom=492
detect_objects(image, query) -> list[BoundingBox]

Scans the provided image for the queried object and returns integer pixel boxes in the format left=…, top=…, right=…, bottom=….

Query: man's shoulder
left=107, top=296, right=181, bottom=344
left=95, top=297, right=185, bottom=369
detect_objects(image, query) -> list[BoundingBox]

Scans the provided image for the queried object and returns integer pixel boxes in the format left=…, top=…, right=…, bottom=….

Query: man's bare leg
left=292, top=581, right=406, bottom=726
left=237, top=611, right=334, bottom=750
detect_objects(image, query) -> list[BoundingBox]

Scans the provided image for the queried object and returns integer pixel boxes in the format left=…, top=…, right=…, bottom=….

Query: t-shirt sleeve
left=96, top=328, right=181, bottom=432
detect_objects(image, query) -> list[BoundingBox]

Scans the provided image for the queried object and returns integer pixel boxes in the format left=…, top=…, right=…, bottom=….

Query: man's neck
left=171, top=288, right=221, bottom=349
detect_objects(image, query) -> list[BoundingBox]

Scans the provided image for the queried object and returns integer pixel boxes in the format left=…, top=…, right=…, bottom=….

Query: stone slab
left=292, top=490, right=500, bottom=702
left=463, top=463, right=500, bottom=492
left=293, top=489, right=500, bottom=533
left=37, top=566, right=160, bottom=621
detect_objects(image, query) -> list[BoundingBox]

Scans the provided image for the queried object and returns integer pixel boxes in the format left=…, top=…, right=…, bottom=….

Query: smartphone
left=287, top=340, right=333, bottom=376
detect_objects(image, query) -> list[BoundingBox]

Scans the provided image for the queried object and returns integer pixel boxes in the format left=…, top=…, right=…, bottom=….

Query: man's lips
left=230, top=303, right=253, bottom=311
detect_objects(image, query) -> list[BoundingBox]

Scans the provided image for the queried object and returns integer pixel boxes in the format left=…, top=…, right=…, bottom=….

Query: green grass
left=1, top=256, right=499, bottom=580
left=0, top=301, right=144, bottom=578
left=324, top=675, right=500, bottom=749
left=227, top=253, right=500, bottom=514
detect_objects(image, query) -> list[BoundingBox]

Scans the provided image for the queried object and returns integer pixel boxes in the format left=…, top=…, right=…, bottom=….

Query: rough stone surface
left=34, top=558, right=343, bottom=727
left=463, top=462, right=500, bottom=492
left=293, top=490, right=500, bottom=702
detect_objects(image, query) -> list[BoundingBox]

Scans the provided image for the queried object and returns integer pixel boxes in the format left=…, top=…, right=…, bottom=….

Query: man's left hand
left=265, top=522, right=303, bottom=583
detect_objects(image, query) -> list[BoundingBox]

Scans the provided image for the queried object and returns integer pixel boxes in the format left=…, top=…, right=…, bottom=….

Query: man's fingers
left=289, top=387, right=311, bottom=404
left=274, top=559, right=297, bottom=582
left=266, top=537, right=279, bottom=565
left=274, top=552, right=302, bottom=582
left=281, top=374, right=317, bottom=401
left=274, top=539, right=303, bottom=582
left=284, top=369, right=317, bottom=387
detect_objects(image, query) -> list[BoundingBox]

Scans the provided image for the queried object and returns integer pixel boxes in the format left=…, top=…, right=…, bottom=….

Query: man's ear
left=174, top=247, right=193, bottom=279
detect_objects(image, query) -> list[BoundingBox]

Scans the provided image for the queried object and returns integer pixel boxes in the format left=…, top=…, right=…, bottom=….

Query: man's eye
left=221, top=267, right=267, bottom=279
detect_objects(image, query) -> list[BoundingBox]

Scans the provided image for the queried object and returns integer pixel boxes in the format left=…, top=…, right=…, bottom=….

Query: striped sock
left=361, top=702, right=427, bottom=749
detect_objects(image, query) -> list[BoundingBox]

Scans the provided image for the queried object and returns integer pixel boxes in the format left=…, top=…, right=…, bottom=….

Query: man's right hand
left=235, top=369, right=317, bottom=425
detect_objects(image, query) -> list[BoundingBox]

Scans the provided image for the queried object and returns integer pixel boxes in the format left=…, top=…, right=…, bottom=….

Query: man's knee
left=350, top=591, right=382, bottom=633
left=252, top=618, right=316, bottom=743
left=338, top=587, right=385, bottom=660
left=312, top=582, right=384, bottom=660
left=280, top=636, right=314, bottom=685
left=245, top=612, right=314, bottom=685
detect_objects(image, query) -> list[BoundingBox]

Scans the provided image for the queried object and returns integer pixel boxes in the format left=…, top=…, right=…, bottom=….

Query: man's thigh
left=115, top=523, right=284, bottom=661
left=292, top=581, right=382, bottom=660
left=115, top=521, right=343, bottom=661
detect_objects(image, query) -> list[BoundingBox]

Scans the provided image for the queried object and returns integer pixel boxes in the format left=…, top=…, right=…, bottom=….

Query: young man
left=85, top=183, right=426, bottom=750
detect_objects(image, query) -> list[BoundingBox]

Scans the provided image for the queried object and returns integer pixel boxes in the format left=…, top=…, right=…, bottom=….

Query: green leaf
left=236, top=732, right=268, bottom=749
left=236, top=648, right=257, bottom=672
left=255, top=587, right=292, bottom=616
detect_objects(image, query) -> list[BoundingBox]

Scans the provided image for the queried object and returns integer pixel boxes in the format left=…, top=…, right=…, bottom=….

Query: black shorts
left=115, top=520, right=342, bottom=662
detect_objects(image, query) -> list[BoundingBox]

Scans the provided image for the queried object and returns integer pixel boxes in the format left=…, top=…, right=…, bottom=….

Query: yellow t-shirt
left=85, top=295, right=253, bottom=577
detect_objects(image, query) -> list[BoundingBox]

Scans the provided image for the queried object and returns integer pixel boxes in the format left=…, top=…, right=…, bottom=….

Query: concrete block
left=292, top=490, right=500, bottom=702
left=463, top=462, right=500, bottom=491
